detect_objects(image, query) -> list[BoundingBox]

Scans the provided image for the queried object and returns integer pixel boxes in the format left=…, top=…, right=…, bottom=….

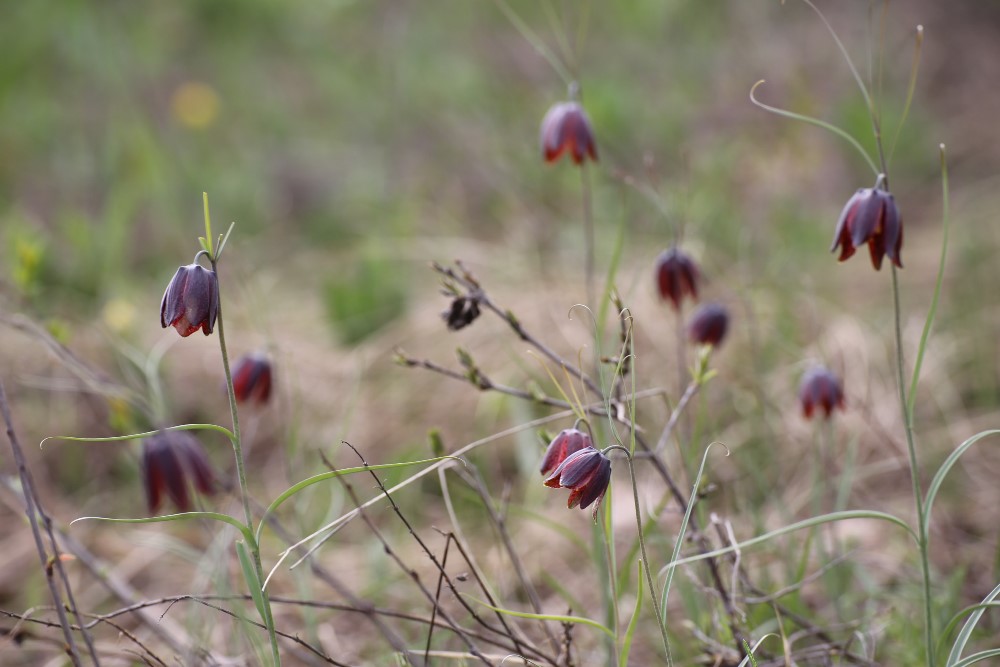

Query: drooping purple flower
left=799, top=366, right=845, bottom=420
left=544, top=446, right=612, bottom=519
left=160, top=264, right=219, bottom=337
left=655, top=248, right=699, bottom=311
left=687, top=303, right=729, bottom=347
left=141, top=431, right=215, bottom=513
left=231, top=352, right=274, bottom=405
left=539, top=428, right=593, bottom=477
left=830, top=186, right=903, bottom=270
left=540, top=101, right=598, bottom=165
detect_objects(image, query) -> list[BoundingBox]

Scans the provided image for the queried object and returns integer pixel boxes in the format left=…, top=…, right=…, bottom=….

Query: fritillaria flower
left=687, top=303, right=729, bottom=347
left=799, top=366, right=845, bottom=420
left=655, top=248, right=699, bottom=311
left=160, top=263, right=219, bottom=337
left=539, top=428, right=593, bottom=477
left=544, top=446, right=611, bottom=519
left=231, top=352, right=273, bottom=404
left=540, top=101, right=598, bottom=165
left=141, top=431, right=215, bottom=513
left=442, top=296, right=481, bottom=331
left=830, top=185, right=903, bottom=270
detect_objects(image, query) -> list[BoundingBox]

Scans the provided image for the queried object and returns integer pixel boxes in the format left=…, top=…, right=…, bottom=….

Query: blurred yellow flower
left=171, top=82, right=220, bottom=129
left=102, top=298, right=136, bottom=334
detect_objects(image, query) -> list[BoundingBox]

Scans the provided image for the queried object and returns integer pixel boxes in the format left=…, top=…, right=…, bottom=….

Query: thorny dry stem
left=328, top=445, right=493, bottom=666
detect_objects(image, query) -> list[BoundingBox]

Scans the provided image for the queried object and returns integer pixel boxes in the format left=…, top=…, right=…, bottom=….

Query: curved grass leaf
left=41, top=423, right=235, bottom=449
left=952, top=649, right=1000, bottom=667
left=945, top=584, right=1000, bottom=666
left=618, top=560, right=644, bottom=666
left=236, top=540, right=267, bottom=622
left=464, top=594, right=615, bottom=640
left=72, top=511, right=253, bottom=544
left=923, top=430, right=1000, bottom=538
left=255, top=456, right=463, bottom=543
left=657, top=510, right=915, bottom=579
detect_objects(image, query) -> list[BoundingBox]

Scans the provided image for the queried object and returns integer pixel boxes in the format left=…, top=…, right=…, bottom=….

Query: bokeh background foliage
left=2, top=0, right=1000, bottom=664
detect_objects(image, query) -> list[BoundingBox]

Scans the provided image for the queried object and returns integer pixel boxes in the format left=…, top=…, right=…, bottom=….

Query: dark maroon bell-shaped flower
left=160, top=263, right=219, bottom=337
left=231, top=352, right=273, bottom=404
left=687, top=303, right=729, bottom=347
left=141, top=431, right=215, bottom=513
left=830, top=186, right=903, bottom=270
left=655, top=248, right=699, bottom=311
left=540, top=428, right=593, bottom=477
left=540, top=101, right=598, bottom=165
left=544, top=446, right=612, bottom=519
left=799, top=366, right=845, bottom=420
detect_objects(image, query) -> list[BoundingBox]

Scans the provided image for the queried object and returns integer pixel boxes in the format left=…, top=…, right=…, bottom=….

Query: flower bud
left=687, top=303, right=729, bottom=347
left=655, top=248, right=699, bottom=311
left=160, top=264, right=219, bottom=337
left=830, top=186, right=903, bottom=270
left=141, top=431, right=215, bottom=513
left=231, top=352, right=273, bottom=404
left=442, top=296, right=481, bottom=331
left=544, top=446, right=612, bottom=519
left=540, top=101, right=598, bottom=165
left=540, top=428, right=592, bottom=477
left=798, top=366, right=845, bottom=420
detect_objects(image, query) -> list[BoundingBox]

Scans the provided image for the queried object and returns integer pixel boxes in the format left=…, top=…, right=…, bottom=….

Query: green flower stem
left=581, top=162, right=596, bottom=307
left=605, top=444, right=670, bottom=661
left=210, top=231, right=281, bottom=666
left=891, top=264, right=934, bottom=667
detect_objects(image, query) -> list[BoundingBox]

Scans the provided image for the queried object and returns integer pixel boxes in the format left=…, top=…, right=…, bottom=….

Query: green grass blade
left=659, top=442, right=727, bottom=621
left=255, top=456, right=462, bottom=543
left=657, top=510, right=916, bottom=579
left=952, top=649, right=1000, bottom=667
left=908, top=144, right=951, bottom=415
left=618, top=560, right=644, bottom=666
left=72, top=511, right=253, bottom=544
left=945, top=584, right=1000, bottom=666
left=41, top=423, right=235, bottom=448
left=923, top=430, right=1000, bottom=538
left=463, top=594, right=615, bottom=640
left=236, top=540, right=268, bottom=622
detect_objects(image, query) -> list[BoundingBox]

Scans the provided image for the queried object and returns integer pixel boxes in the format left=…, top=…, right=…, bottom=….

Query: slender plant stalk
left=606, top=445, right=670, bottom=660
left=891, top=265, right=934, bottom=667
left=203, top=192, right=282, bottom=666
left=581, top=162, right=596, bottom=307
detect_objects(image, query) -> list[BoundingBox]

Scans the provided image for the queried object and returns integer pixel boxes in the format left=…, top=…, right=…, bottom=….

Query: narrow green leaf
left=660, top=442, right=727, bottom=622
left=952, top=649, right=1000, bottom=667
left=237, top=540, right=268, bottom=622
left=72, top=511, right=253, bottom=544
left=463, top=594, right=615, bottom=640
left=945, top=584, right=1000, bottom=666
left=202, top=192, right=214, bottom=258
left=658, top=510, right=916, bottom=579
left=908, top=145, right=950, bottom=416
left=923, top=430, right=1000, bottom=538
left=256, top=456, right=463, bottom=543
left=41, top=423, right=235, bottom=449
left=618, top=560, right=644, bottom=666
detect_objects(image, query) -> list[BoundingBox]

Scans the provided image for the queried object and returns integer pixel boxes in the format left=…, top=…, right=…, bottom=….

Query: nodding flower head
left=442, top=296, right=481, bottom=331
left=539, top=428, right=593, bottom=477
left=655, top=248, right=699, bottom=311
left=830, top=185, right=903, bottom=270
left=160, top=263, right=219, bottom=337
left=687, top=303, right=729, bottom=348
left=231, top=352, right=274, bottom=404
left=544, top=446, right=611, bottom=519
left=799, top=366, right=845, bottom=420
left=141, top=431, right=215, bottom=513
left=540, top=101, right=598, bottom=165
